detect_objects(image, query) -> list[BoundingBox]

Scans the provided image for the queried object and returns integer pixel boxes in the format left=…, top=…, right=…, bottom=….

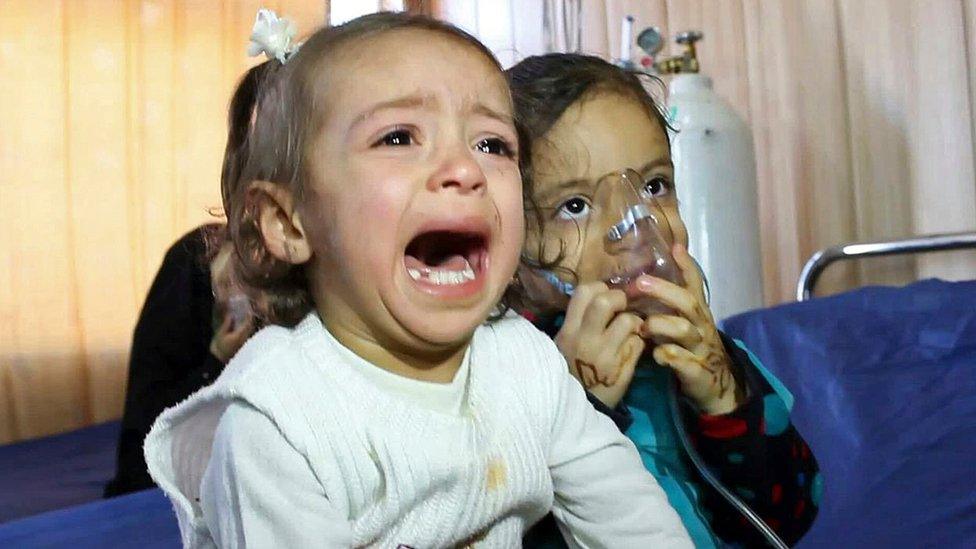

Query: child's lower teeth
left=407, top=263, right=476, bottom=285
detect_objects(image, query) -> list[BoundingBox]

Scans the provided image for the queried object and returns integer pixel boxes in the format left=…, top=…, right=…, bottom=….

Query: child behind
left=509, top=54, right=820, bottom=547
left=144, top=12, right=691, bottom=548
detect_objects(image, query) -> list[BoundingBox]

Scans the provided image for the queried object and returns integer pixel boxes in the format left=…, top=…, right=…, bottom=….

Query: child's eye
left=556, top=197, right=591, bottom=220
left=475, top=137, right=514, bottom=157
left=374, top=129, right=414, bottom=147
left=641, top=175, right=671, bottom=199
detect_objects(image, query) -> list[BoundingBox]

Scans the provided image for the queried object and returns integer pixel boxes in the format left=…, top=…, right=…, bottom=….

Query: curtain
left=543, top=0, right=583, bottom=53
left=0, top=0, right=327, bottom=444
left=433, top=0, right=976, bottom=303
left=4, top=0, right=976, bottom=443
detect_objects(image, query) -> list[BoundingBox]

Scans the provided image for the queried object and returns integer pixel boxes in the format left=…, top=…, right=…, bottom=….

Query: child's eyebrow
left=537, top=156, right=672, bottom=204
left=535, top=178, right=591, bottom=205
left=350, top=95, right=513, bottom=130
left=638, top=157, right=673, bottom=173
left=472, top=103, right=514, bottom=127
left=352, top=94, right=435, bottom=127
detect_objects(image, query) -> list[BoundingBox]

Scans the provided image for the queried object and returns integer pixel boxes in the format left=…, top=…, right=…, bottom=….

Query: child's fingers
left=578, top=287, right=629, bottom=337
left=611, top=334, right=644, bottom=389
left=652, top=343, right=703, bottom=381
left=595, top=313, right=644, bottom=386
left=560, top=281, right=609, bottom=336
left=585, top=335, right=644, bottom=408
left=636, top=275, right=703, bottom=324
left=672, top=243, right=710, bottom=315
left=640, top=314, right=701, bottom=348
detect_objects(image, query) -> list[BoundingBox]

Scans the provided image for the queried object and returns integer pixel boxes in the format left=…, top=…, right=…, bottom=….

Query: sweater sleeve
left=682, top=333, right=820, bottom=546
left=200, top=402, right=353, bottom=548
left=543, top=345, right=692, bottom=548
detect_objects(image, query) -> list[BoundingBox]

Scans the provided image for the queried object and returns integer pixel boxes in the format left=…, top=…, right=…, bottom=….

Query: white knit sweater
left=144, top=313, right=691, bottom=548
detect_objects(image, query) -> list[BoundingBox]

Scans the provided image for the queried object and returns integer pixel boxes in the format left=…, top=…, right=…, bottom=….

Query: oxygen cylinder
left=629, top=27, right=763, bottom=319
left=668, top=72, right=764, bottom=319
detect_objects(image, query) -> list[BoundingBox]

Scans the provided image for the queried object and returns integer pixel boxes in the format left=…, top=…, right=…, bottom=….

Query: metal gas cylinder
left=634, top=28, right=764, bottom=319
left=668, top=70, right=763, bottom=319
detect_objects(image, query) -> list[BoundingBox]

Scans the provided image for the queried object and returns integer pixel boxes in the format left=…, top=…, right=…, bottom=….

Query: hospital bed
left=2, top=232, right=975, bottom=547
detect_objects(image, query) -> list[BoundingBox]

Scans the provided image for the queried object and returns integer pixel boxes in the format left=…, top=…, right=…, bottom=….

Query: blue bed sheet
left=0, top=488, right=179, bottom=548
left=0, top=421, right=119, bottom=522
left=3, top=279, right=974, bottom=547
left=722, top=278, right=976, bottom=548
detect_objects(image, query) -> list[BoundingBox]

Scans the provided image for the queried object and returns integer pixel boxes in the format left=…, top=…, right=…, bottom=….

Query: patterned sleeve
left=680, top=333, right=821, bottom=546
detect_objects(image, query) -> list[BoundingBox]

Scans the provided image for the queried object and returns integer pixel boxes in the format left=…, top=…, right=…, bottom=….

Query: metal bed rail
left=797, top=231, right=976, bottom=301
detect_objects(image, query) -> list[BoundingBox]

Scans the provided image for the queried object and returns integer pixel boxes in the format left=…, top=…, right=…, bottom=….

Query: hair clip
left=248, top=8, right=300, bottom=64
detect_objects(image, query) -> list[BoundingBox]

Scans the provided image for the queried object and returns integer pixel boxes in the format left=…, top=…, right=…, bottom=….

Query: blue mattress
left=722, top=278, right=976, bottom=547
left=2, top=279, right=973, bottom=547
left=0, top=488, right=179, bottom=548
left=0, top=421, right=119, bottom=522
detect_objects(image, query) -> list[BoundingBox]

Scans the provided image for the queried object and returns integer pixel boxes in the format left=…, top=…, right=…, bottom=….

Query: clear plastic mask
left=523, top=168, right=683, bottom=317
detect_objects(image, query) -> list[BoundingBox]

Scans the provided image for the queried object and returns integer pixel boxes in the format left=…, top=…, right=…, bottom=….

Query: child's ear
left=245, top=181, right=311, bottom=265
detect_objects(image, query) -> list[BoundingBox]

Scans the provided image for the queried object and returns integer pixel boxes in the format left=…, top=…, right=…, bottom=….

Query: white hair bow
left=247, top=8, right=299, bottom=63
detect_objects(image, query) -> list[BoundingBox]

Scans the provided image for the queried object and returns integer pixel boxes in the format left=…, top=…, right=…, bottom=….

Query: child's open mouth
left=403, top=225, right=489, bottom=297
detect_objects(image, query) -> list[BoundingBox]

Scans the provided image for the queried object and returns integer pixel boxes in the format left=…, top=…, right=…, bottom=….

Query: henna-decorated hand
left=638, top=243, right=741, bottom=415
left=553, top=282, right=645, bottom=409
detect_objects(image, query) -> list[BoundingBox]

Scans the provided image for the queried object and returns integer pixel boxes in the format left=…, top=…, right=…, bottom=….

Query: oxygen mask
left=523, top=168, right=683, bottom=318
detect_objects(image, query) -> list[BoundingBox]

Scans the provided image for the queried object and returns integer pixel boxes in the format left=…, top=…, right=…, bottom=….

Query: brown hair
left=221, top=12, right=513, bottom=327
left=506, top=53, right=670, bottom=162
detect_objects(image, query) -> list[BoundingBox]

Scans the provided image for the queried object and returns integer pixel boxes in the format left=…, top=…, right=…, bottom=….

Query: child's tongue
left=404, top=253, right=469, bottom=271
